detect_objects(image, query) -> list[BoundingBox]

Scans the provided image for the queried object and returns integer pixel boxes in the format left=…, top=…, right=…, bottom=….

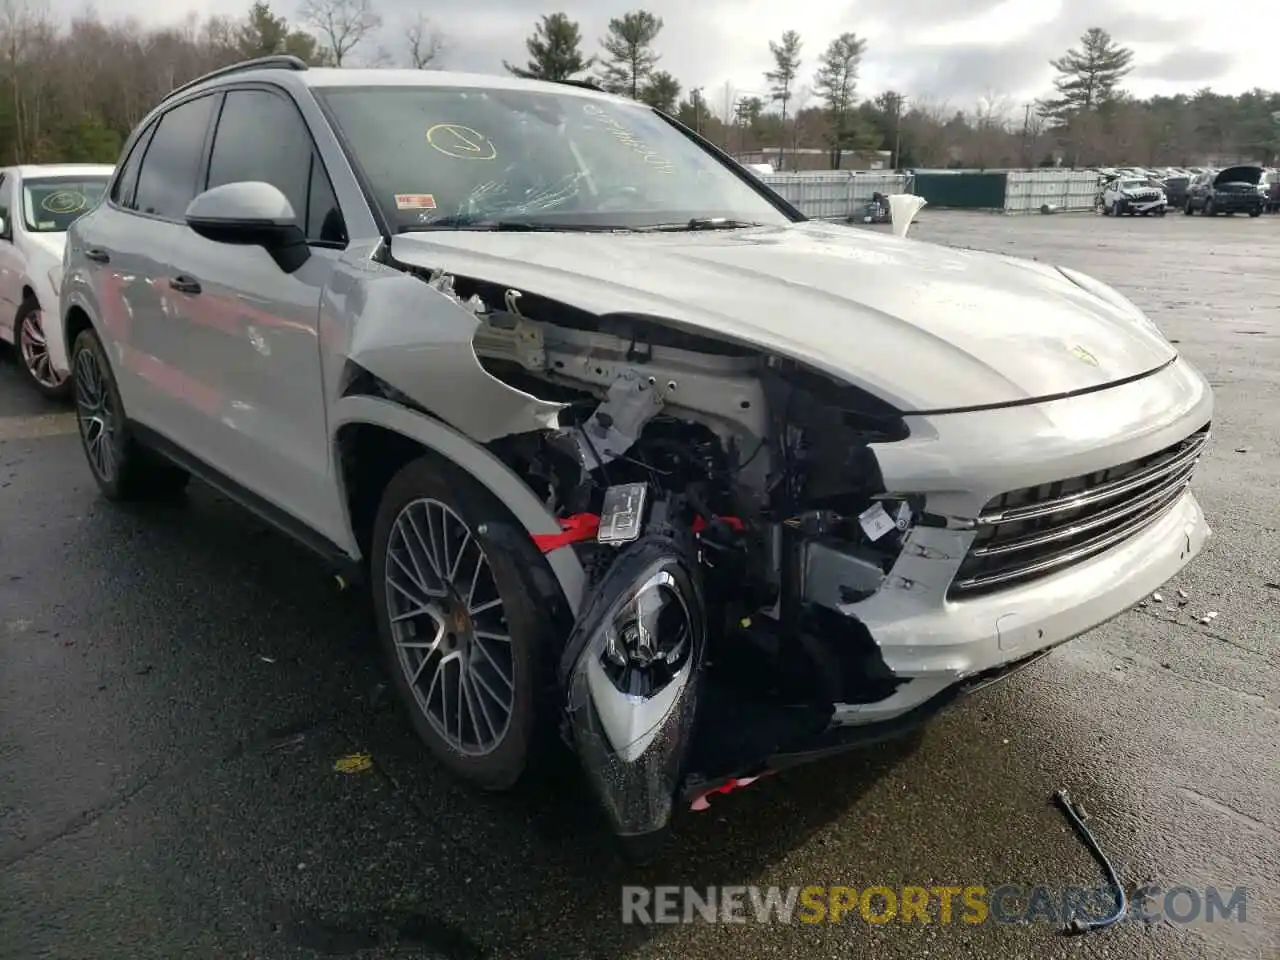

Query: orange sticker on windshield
left=395, top=193, right=437, bottom=210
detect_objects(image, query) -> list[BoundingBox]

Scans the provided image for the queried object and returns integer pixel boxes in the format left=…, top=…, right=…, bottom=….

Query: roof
left=175, top=59, right=631, bottom=107
left=10, top=163, right=114, bottom=179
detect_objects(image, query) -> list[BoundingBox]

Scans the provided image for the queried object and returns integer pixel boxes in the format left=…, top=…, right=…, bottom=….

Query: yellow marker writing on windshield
left=426, top=123, right=497, bottom=160
left=41, top=191, right=89, bottom=214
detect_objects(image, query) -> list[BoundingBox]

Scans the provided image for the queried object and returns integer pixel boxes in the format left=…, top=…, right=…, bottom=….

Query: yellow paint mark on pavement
left=0, top=412, right=78, bottom=442
left=333, top=751, right=373, bottom=774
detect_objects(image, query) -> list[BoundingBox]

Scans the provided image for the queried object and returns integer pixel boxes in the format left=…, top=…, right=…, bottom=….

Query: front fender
left=328, top=394, right=586, bottom=614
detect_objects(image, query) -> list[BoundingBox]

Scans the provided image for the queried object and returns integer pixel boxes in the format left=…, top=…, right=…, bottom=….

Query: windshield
left=316, top=86, right=796, bottom=231
left=22, top=176, right=109, bottom=233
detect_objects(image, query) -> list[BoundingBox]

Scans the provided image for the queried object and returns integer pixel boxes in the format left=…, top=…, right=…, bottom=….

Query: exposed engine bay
left=409, top=267, right=930, bottom=837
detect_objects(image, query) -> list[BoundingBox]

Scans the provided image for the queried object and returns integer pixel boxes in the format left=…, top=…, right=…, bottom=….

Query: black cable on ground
left=1053, top=787, right=1128, bottom=934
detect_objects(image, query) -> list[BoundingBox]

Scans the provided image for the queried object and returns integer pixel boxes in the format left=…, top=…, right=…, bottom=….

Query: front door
left=162, top=85, right=351, bottom=544
left=0, top=173, right=22, bottom=338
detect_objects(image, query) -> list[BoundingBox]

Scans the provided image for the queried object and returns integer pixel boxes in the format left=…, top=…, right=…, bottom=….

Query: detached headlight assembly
left=1056, top=265, right=1167, bottom=340
left=560, top=540, right=706, bottom=838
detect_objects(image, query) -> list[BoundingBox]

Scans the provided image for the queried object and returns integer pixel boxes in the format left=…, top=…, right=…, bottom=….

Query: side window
left=307, top=153, right=347, bottom=245
left=112, top=123, right=155, bottom=209
left=206, top=88, right=347, bottom=245
left=134, top=94, right=218, bottom=220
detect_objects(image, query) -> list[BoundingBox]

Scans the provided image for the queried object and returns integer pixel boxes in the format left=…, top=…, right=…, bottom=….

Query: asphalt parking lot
left=1, top=211, right=1277, bottom=960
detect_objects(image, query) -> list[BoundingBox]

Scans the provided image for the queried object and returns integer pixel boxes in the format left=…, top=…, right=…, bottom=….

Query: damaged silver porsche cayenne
left=60, top=57, right=1213, bottom=849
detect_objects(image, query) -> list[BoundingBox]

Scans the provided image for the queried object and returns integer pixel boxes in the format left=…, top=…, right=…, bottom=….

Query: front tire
left=370, top=455, right=552, bottom=791
left=15, top=298, right=70, bottom=400
left=70, top=327, right=190, bottom=501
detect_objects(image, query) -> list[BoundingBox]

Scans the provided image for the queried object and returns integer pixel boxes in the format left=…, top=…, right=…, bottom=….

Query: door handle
left=84, top=247, right=110, bottom=263
left=169, top=275, right=202, bottom=295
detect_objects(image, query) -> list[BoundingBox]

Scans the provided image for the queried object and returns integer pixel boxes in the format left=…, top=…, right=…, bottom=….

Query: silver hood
left=390, top=220, right=1176, bottom=412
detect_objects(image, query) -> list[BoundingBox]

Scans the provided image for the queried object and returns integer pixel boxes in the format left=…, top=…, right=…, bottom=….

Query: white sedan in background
left=0, top=163, right=113, bottom=398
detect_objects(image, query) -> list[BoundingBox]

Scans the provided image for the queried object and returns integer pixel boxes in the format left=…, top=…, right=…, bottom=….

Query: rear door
left=161, top=84, right=350, bottom=543
left=83, top=92, right=220, bottom=434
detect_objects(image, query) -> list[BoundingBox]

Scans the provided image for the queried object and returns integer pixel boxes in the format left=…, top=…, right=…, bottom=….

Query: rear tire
left=370, top=454, right=554, bottom=791
left=70, top=327, right=190, bottom=501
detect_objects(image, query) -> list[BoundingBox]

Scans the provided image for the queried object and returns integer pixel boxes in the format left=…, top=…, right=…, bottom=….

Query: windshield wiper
left=402, top=214, right=628, bottom=233
left=400, top=215, right=561, bottom=232
left=631, top=217, right=765, bottom=232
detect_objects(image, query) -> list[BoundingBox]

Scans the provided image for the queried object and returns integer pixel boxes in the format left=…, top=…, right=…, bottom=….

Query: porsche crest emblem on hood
left=1070, top=345, right=1099, bottom=366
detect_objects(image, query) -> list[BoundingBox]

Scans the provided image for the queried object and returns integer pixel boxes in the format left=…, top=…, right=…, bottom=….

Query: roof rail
left=168, top=55, right=309, bottom=100
left=551, top=77, right=604, bottom=92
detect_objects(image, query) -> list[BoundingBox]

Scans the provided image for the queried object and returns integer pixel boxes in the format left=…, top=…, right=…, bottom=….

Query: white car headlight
left=1056, top=266, right=1168, bottom=341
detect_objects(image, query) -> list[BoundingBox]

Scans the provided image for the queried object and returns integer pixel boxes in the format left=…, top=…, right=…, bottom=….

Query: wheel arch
left=331, top=394, right=586, bottom=616
left=62, top=298, right=97, bottom=354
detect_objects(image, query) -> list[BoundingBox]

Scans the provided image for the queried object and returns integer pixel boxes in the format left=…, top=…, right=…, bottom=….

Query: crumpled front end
left=1120, top=189, right=1167, bottom=213
left=366, top=253, right=1214, bottom=844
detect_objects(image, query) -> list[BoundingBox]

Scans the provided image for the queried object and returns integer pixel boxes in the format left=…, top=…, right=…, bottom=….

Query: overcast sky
left=58, top=0, right=1276, bottom=114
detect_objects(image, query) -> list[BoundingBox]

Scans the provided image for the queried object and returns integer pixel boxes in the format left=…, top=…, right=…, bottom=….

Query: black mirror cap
left=186, top=216, right=311, bottom=273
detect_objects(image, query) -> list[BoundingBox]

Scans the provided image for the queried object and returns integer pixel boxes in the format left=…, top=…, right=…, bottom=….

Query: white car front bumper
left=1122, top=196, right=1167, bottom=213
left=833, top=356, right=1213, bottom=724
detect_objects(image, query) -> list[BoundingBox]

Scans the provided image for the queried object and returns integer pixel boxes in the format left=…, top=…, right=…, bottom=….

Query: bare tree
left=405, top=13, right=443, bottom=68
left=298, top=0, right=380, bottom=67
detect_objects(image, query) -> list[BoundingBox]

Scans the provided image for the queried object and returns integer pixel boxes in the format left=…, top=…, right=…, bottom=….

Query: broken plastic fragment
left=690, top=776, right=761, bottom=811
left=1152, top=592, right=1163, bottom=603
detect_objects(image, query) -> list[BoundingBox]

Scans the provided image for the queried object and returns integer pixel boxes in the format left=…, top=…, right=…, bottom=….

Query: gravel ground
left=1, top=210, right=1276, bottom=960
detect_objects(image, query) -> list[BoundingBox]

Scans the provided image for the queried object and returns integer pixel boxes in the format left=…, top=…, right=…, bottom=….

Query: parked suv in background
left=0, top=163, right=114, bottom=398
left=1184, top=166, right=1266, bottom=216
left=60, top=57, right=1213, bottom=849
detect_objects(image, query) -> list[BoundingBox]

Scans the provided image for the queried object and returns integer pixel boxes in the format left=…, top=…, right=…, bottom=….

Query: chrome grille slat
left=971, top=459, right=1197, bottom=559
left=949, top=423, right=1210, bottom=598
left=982, top=428, right=1209, bottom=525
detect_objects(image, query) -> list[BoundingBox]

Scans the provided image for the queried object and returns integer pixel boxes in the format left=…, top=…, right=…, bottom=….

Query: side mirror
left=185, top=181, right=310, bottom=273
